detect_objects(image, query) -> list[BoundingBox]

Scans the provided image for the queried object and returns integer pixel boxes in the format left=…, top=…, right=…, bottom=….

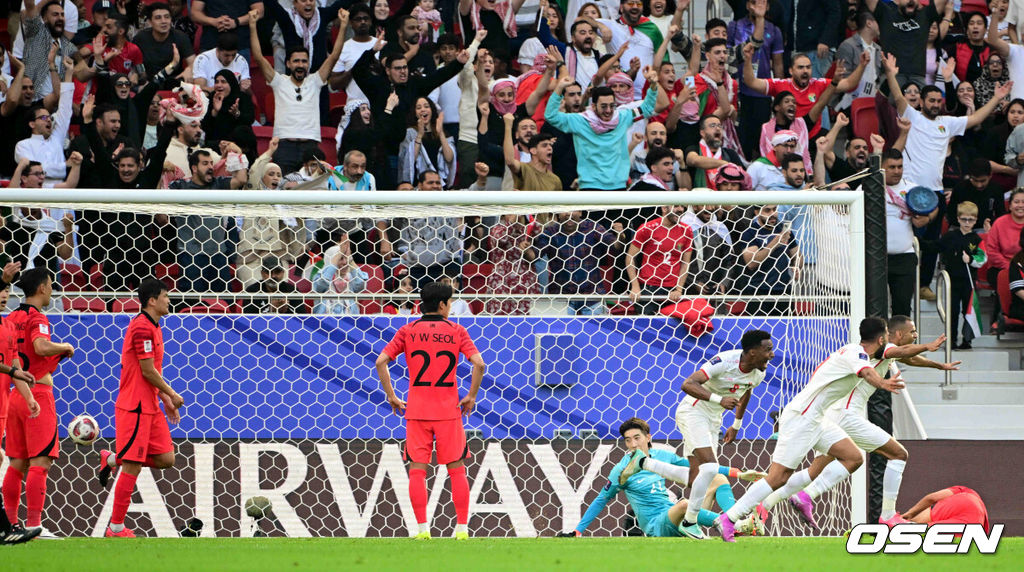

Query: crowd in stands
left=1, top=0, right=1024, bottom=336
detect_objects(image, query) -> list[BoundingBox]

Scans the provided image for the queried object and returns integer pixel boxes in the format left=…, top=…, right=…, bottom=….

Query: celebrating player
left=902, top=485, right=990, bottom=530
left=0, top=265, right=43, bottom=545
left=375, top=282, right=486, bottom=540
left=712, top=317, right=904, bottom=541
left=97, top=278, right=184, bottom=538
left=653, top=329, right=773, bottom=538
left=2, top=268, right=74, bottom=539
left=559, top=418, right=764, bottom=538
left=758, top=316, right=958, bottom=528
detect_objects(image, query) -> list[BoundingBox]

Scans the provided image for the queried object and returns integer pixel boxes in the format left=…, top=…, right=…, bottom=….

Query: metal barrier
left=934, top=269, right=953, bottom=386
left=913, top=237, right=921, bottom=332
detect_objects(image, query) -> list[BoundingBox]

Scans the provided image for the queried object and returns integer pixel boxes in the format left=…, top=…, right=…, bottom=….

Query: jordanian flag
left=627, top=17, right=669, bottom=62
left=963, top=243, right=988, bottom=342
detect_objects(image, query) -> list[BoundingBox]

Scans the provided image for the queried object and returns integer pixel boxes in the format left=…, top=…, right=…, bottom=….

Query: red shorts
left=4, top=385, right=59, bottom=460
left=115, top=407, right=173, bottom=464
left=403, top=418, right=469, bottom=465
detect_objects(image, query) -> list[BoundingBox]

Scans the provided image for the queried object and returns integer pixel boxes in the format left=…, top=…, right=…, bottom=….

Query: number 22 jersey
left=382, top=314, right=480, bottom=421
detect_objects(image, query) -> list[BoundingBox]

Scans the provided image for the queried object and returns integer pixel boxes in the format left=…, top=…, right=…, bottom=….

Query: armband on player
left=708, top=393, right=723, bottom=404
left=732, top=418, right=742, bottom=430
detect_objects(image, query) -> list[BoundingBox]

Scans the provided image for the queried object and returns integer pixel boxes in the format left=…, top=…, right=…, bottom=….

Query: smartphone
left=685, top=76, right=696, bottom=89
left=780, top=221, right=792, bottom=235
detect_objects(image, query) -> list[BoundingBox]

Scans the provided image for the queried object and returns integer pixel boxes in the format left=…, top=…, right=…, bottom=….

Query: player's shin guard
left=2, top=467, right=22, bottom=524
left=409, top=469, right=428, bottom=527
left=25, top=466, right=48, bottom=528
left=685, top=463, right=719, bottom=523
left=762, top=469, right=811, bottom=510
left=111, top=472, right=138, bottom=526
left=697, top=509, right=720, bottom=527
left=448, top=465, right=470, bottom=526
left=880, top=459, right=906, bottom=520
left=804, top=460, right=850, bottom=500
left=724, top=479, right=774, bottom=522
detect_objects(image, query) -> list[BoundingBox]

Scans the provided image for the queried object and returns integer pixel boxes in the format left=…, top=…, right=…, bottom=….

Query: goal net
left=0, top=190, right=864, bottom=538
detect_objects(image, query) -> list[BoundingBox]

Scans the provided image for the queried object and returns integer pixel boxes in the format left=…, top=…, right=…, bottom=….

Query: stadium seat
left=960, top=0, right=990, bottom=15
left=263, top=92, right=275, bottom=125
left=358, top=264, right=386, bottom=314
left=254, top=126, right=274, bottom=154
left=88, top=263, right=104, bottom=291
left=995, top=268, right=1024, bottom=338
left=329, top=91, right=348, bottom=126
left=111, top=298, right=141, bottom=313
left=850, top=97, right=879, bottom=143
left=60, top=263, right=88, bottom=292
left=462, top=263, right=493, bottom=315
left=320, top=127, right=339, bottom=165
left=63, top=297, right=106, bottom=312
left=294, top=278, right=313, bottom=294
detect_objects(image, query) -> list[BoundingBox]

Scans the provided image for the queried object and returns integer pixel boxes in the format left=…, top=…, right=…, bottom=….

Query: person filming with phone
left=734, top=204, right=802, bottom=316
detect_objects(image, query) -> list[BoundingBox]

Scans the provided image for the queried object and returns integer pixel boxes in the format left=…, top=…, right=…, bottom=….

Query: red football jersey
left=7, top=304, right=61, bottom=380
left=382, top=314, right=480, bottom=421
left=116, top=313, right=164, bottom=414
left=0, top=316, right=16, bottom=417
left=632, top=218, right=694, bottom=288
left=765, top=77, right=829, bottom=137
left=932, top=486, right=991, bottom=532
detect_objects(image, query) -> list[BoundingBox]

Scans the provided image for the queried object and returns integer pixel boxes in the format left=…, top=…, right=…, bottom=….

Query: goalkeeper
left=558, top=418, right=764, bottom=538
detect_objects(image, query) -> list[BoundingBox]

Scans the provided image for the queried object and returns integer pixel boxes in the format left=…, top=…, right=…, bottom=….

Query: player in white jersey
left=625, top=330, right=774, bottom=539
left=712, top=317, right=905, bottom=542
left=759, top=315, right=959, bottom=528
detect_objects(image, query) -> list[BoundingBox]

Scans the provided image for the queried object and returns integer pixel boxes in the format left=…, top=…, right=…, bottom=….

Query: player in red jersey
left=376, top=282, right=486, bottom=540
left=0, top=264, right=43, bottom=545
left=97, top=278, right=184, bottom=538
left=2, top=268, right=74, bottom=539
left=903, top=486, right=991, bottom=532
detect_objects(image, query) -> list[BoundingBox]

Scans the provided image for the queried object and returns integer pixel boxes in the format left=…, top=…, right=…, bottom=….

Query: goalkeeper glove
left=555, top=530, right=581, bottom=537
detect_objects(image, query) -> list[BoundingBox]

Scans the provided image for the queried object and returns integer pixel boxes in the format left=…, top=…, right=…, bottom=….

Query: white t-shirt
left=680, top=349, right=766, bottom=418
left=331, top=38, right=376, bottom=103
left=883, top=178, right=916, bottom=255
left=597, top=18, right=655, bottom=99
left=833, top=344, right=898, bottom=416
left=270, top=73, right=325, bottom=141
left=748, top=159, right=785, bottom=190
left=192, top=48, right=251, bottom=86
left=1005, top=44, right=1024, bottom=102
left=783, top=343, right=875, bottom=423
left=900, top=106, right=967, bottom=191
left=573, top=51, right=599, bottom=89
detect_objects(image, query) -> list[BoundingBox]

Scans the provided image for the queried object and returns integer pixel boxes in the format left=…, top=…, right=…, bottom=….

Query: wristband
left=708, top=393, right=723, bottom=404
left=234, top=17, right=241, bottom=27
left=732, top=418, right=742, bottom=430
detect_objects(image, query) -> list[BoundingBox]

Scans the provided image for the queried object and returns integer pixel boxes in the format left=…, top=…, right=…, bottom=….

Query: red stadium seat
left=60, top=263, right=88, bottom=292
left=63, top=297, right=106, bottom=312
left=254, top=125, right=274, bottom=154
left=462, top=263, right=493, bottom=315
left=88, top=263, right=104, bottom=291
left=320, top=127, right=338, bottom=165
left=111, top=298, right=141, bottom=313
left=850, top=97, right=879, bottom=144
left=263, top=92, right=275, bottom=125
left=960, top=0, right=989, bottom=15
left=995, top=269, right=1024, bottom=338
left=358, top=264, right=386, bottom=314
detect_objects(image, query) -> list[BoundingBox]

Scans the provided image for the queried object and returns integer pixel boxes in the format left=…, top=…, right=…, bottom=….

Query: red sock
left=2, top=467, right=23, bottom=524
left=448, top=465, right=470, bottom=525
left=25, top=466, right=47, bottom=528
left=409, top=468, right=428, bottom=524
left=110, top=472, right=138, bottom=526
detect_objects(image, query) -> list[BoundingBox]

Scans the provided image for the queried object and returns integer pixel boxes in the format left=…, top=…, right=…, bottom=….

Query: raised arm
left=967, top=81, right=1014, bottom=129
left=834, top=50, right=870, bottom=94
left=741, top=42, right=769, bottom=95
left=318, top=9, right=349, bottom=82
left=248, top=9, right=274, bottom=83
left=2, top=58, right=25, bottom=116
left=594, top=42, right=628, bottom=87
left=858, top=362, right=905, bottom=394
left=882, top=52, right=907, bottom=115
left=988, top=5, right=1011, bottom=60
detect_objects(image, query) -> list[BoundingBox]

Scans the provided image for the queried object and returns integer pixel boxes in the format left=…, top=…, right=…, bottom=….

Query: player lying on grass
left=902, top=485, right=990, bottom=530
left=557, top=417, right=766, bottom=538
left=757, top=315, right=958, bottom=529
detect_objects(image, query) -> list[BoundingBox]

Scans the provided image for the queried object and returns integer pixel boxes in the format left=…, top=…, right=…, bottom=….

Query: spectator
left=21, top=0, right=76, bottom=102
left=757, top=85, right=833, bottom=176
left=93, top=47, right=181, bottom=150
left=535, top=210, right=620, bottom=315
left=458, top=0, right=526, bottom=64
left=169, top=0, right=198, bottom=40
left=0, top=60, right=60, bottom=177
left=682, top=204, right=735, bottom=296
left=504, top=115, right=561, bottom=191
left=946, top=158, right=1006, bottom=232
left=545, top=72, right=659, bottom=190
left=400, top=170, right=463, bottom=286
left=237, top=186, right=303, bottom=290
left=14, top=63, right=73, bottom=186
left=485, top=214, right=540, bottom=315
left=311, top=245, right=369, bottom=314
left=749, top=129, right=797, bottom=189
left=430, top=34, right=467, bottom=140
left=327, top=3, right=377, bottom=104
left=6, top=156, right=81, bottom=273
left=629, top=120, right=673, bottom=184
left=398, top=96, right=456, bottom=186
left=165, top=120, right=218, bottom=175
left=836, top=12, right=884, bottom=112
left=770, top=152, right=808, bottom=191
left=249, top=7, right=348, bottom=174
left=453, top=31, right=487, bottom=186
left=191, top=0, right=263, bottom=58
left=169, top=150, right=248, bottom=294
left=412, top=0, right=444, bottom=45
left=73, top=0, right=110, bottom=45
left=338, top=98, right=390, bottom=169
left=626, top=204, right=694, bottom=315
left=75, top=12, right=144, bottom=86
left=325, top=150, right=398, bottom=266
left=790, top=0, right=841, bottom=80
left=390, top=15, right=436, bottom=76
left=593, top=0, right=659, bottom=99
left=537, top=5, right=601, bottom=89
left=945, top=11, right=991, bottom=83
left=541, top=79, right=583, bottom=189
left=869, top=0, right=945, bottom=87
left=817, top=112, right=872, bottom=182
left=685, top=115, right=743, bottom=189
left=728, top=0, right=784, bottom=158
left=244, top=256, right=298, bottom=314
left=440, top=275, right=475, bottom=315
left=202, top=70, right=257, bottom=151
left=940, top=201, right=987, bottom=348
left=985, top=8, right=1024, bottom=111
left=984, top=188, right=1024, bottom=320
left=871, top=148, right=923, bottom=317
left=190, top=33, right=250, bottom=92
left=974, top=52, right=1010, bottom=113
left=735, top=204, right=801, bottom=316
left=1008, top=229, right=1024, bottom=321
left=132, top=2, right=194, bottom=81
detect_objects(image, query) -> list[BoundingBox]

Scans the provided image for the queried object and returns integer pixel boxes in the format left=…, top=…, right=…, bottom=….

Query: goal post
left=0, top=189, right=869, bottom=537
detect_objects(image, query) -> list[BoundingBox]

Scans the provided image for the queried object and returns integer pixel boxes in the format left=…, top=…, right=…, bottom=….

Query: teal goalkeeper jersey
left=575, top=448, right=689, bottom=534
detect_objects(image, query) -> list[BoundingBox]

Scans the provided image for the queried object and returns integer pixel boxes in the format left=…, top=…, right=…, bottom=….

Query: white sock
left=109, top=523, right=124, bottom=532
left=805, top=461, right=851, bottom=500
left=641, top=457, right=691, bottom=484
left=684, top=463, right=719, bottom=523
left=455, top=524, right=468, bottom=534
left=725, top=479, right=774, bottom=522
left=881, top=459, right=906, bottom=520
left=762, top=469, right=811, bottom=510
left=418, top=522, right=429, bottom=534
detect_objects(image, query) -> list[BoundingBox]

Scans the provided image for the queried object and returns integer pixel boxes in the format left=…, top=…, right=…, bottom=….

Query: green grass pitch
left=4, top=537, right=1022, bottom=571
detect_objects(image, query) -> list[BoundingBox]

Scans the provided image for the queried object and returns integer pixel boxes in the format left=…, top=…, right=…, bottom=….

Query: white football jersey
left=682, top=349, right=766, bottom=417
left=784, top=343, right=875, bottom=423
left=833, top=344, right=899, bottom=416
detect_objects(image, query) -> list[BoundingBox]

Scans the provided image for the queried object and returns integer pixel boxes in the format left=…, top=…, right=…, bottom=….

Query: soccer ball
left=68, top=415, right=100, bottom=446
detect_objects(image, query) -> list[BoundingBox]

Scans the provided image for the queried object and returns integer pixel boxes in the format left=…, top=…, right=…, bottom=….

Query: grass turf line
left=3, top=537, right=1021, bottom=571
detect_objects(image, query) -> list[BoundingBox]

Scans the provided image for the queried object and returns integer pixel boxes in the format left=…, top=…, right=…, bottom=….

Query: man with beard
left=625, top=203, right=693, bottom=315
left=504, top=115, right=560, bottom=192
left=164, top=120, right=218, bottom=174
left=546, top=72, right=660, bottom=191
left=14, top=59, right=73, bottom=186
left=132, top=2, right=195, bottom=81
left=250, top=7, right=348, bottom=175
left=735, top=204, right=802, bottom=316
left=598, top=0, right=665, bottom=99
left=0, top=60, right=61, bottom=177
left=630, top=121, right=676, bottom=185
left=538, top=17, right=601, bottom=89
left=169, top=150, right=248, bottom=296
left=392, top=15, right=436, bottom=77
left=21, top=0, right=76, bottom=101
left=75, top=13, right=144, bottom=86
left=190, top=33, right=249, bottom=92
left=685, top=115, right=743, bottom=189
left=728, top=0, right=783, bottom=159
left=867, top=0, right=945, bottom=87
left=770, top=153, right=808, bottom=191
left=818, top=112, right=870, bottom=182
left=748, top=130, right=797, bottom=190
left=541, top=80, right=582, bottom=189
left=328, top=3, right=377, bottom=103
left=883, top=52, right=1012, bottom=191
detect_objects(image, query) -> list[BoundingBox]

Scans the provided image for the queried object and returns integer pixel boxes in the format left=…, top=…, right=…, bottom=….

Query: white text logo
left=846, top=523, right=1003, bottom=554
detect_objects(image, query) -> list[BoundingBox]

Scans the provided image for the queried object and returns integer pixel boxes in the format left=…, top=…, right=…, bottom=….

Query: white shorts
left=675, top=402, right=719, bottom=458
left=829, top=409, right=891, bottom=452
left=772, top=410, right=850, bottom=469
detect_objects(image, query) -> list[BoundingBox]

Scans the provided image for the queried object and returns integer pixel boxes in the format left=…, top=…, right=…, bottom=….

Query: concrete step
left=914, top=403, right=1024, bottom=439
left=907, top=378, right=1024, bottom=405
left=920, top=349, right=1009, bottom=370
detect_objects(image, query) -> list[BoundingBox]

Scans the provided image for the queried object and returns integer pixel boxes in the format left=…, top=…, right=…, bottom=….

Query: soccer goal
left=0, top=189, right=865, bottom=538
